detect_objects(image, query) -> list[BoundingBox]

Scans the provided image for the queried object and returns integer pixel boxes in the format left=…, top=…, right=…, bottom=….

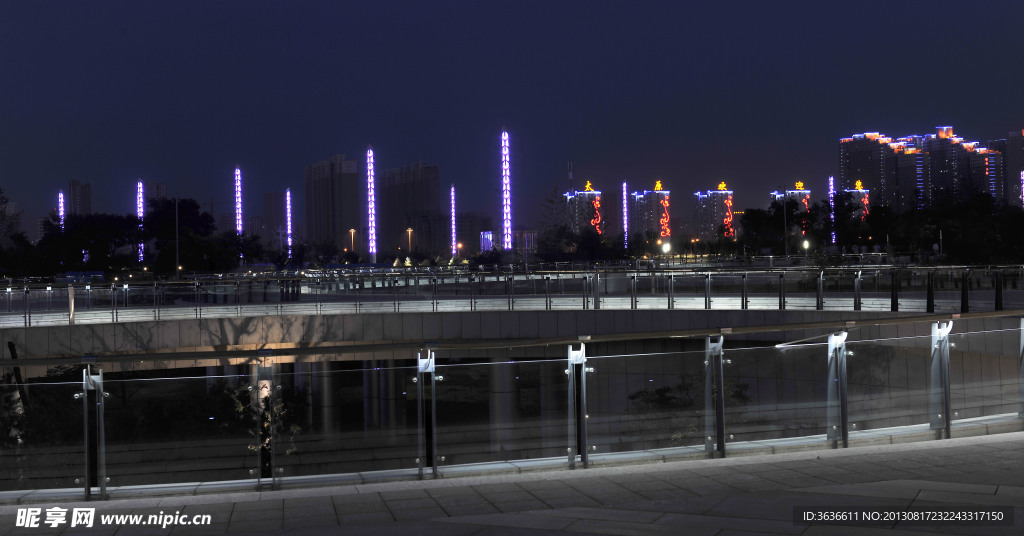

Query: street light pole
left=407, top=228, right=413, bottom=252
left=349, top=228, right=355, bottom=252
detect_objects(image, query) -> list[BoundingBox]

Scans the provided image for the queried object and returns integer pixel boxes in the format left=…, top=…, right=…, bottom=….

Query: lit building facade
left=843, top=181, right=871, bottom=221
left=564, top=181, right=603, bottom=236
left=840, top=127, right=1007, bottom=211
left=629, top=181, right=671, bottom=241
left=693, top=182, right=734, bottom=241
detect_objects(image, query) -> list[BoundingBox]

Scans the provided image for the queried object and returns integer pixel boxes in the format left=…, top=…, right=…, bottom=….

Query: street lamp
left=349, top=228, right=356, bottom=252
left=407, top=228, right=413, bottom=252
left=457, top=242, right=463, bottom=259
left=802, top=239, right=809, bottom=258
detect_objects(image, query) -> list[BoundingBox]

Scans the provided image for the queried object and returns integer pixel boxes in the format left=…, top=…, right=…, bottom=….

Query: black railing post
left=741, top=273, right=748, bottom=310
left=890, top=270, right=899, bottom=312
left=704, top=274, right=711, bottom=310
left=816, top=271, right=824, bottom=310
left=995, top=271, right=1004, bottom=311
left=853, top=271, right=862, bottom=311
left=927, top=271, right=935, bottom=313
left=961, top=271, right=970, bottom=313
left=778, top=273, right=785, bottom=310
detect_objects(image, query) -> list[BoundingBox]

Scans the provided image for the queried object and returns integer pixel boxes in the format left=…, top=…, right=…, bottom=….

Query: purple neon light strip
left=828, top=175, right=836, bottom=244
left=58, top=191, right=65, bottom=230
left=501, top=131, right=511, bottom=250
left=234, top=168, right=243, bottom=235
left=367, top=148, right=376, bottom=256
left=137, top=181, right=144, bottom=263
left=622, top=182, right=628, bottom=248
left=450, top=185, right=457, bottom=256
left=286, top=188, right=293, bottom=258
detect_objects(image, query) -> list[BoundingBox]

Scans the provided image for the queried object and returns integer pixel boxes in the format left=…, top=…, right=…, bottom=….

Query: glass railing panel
left=272, top=360, right=419, bottom=478
left=586, top=350, right=706, bottom=453
left=724, top=343, right=827, bottom=444
left=0, top=377, right=85, bottom=491
left=434, top=358, right=568, bottom=466
left=103, top=366, right=255, bottom=487
left=845, top=336, right=931, bottom=433
left=948, top=327, right=1020, bottom=422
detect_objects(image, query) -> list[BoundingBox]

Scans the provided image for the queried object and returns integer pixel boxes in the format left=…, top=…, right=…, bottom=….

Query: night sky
left=3, top=1, right=1023, bottom=235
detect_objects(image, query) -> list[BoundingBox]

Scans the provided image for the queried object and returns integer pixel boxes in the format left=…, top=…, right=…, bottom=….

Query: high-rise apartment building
left=379, top=162, right=443, bottom=255
left=840, top=127, right=1006, bottom=211
left=305, top=154, right=360, bottom=253
left=838, top=133, right=894, bottom=204
left=988, top=130, right=1024, bottom=207
left=67, top=180, right=91, bottom=216
left=693, top=183, right=735, bottom=241
left=629, top=183, right=671, bottom=241
left=563, top=181, right=604, bottom=236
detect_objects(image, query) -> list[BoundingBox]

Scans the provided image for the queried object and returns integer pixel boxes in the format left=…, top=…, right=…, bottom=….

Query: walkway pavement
left=3, top=432, right=1024, bottom=535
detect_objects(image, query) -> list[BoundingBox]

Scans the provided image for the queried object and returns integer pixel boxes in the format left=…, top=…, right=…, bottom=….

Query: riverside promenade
left=2, top=431, right=1023, bottom=535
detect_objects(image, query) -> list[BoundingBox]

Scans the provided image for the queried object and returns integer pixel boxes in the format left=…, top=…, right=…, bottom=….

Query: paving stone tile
left=528, top=507, right=663, bottom=523
left=335, top=500, right=389, bottom=515
left=228, top=508, right=282, bottom=523
left=390, top=506, right=448, bottom=521
left=793, top=483, right=920, bottom=500
left=426, top=487, right=486, bottom=498
left=441, top=503, right=500, bottom=517
left=434, top=494, right=491, bottom=507
left=384, top=497, right=440, bottom=510
left=634, top=488, right=701, bottom=501
left=913, top=490, right=1021, bottom=506
left=562, top=518, right=717, bottom=536
left=538, top=496, right=604, bottom=509
left=472, top=484, right=525, bottom=494
left=881, top=480, right=997, bottom=495
left=281, top=514, right=339, bottom=530
left=492, top=500, right=551, bottom=513
left=380, top=489, right=431, bottom=500
left=436, top=512, right=572, bottom=530
left=336, top=511, right=396, bottom=524
left=654, top=512, right=806, bottom=534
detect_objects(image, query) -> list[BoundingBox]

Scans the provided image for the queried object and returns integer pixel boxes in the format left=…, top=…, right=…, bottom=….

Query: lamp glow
left=367, top=147, right=377, bottom=262
left=286, top=188, right=293, bottom=259
left=58, top=191, right=64, bottom=231
left=137, top=181, right=144, bottom=263
left=501, top=131, right=511, bottom=250
left=622, top=181, right=628, bottom=249
left=450, top=184, right=457, bottom=256
left=234, top=167, right=243, bottom=235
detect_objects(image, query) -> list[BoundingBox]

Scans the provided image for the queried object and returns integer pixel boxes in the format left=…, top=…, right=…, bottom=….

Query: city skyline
left=2, top=2, right=1023, bottom=235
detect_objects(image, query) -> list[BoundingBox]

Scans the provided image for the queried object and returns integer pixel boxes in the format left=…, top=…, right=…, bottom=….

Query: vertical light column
left=450, top=184, right=457, bottom=256
left=828, top=175, right=836, bottom=244
left=501, top=131, right=511, bottom=250
left=234, top=167, right=243, bottom=235
left=367, top=147, right=377, bottom=263
left=58, top=191, right=65, bottom=231
left=1019, top=171, right=1023, bottom=208
left=286, top=188, right=293, bottom=259
left=137, top=181, right=144, bottom=263
left=622, top=182, right=628, bottom=249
